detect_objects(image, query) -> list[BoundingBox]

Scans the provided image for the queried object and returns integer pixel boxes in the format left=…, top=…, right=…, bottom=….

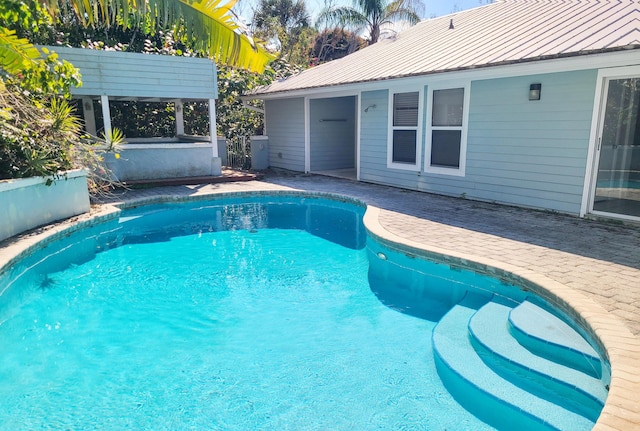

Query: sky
left=234, top=0, right=491, bottom=28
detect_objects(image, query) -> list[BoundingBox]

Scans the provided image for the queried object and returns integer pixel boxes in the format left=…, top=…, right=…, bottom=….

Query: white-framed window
left=387, top=89, right=423, bottom=170
left=425, top=83, right=470, bottom=176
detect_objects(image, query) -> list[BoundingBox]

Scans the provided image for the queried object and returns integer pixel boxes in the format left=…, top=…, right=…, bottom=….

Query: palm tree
left=316, top=0, right=421, bottom=45
left=1, top=0, right=274, bottom=80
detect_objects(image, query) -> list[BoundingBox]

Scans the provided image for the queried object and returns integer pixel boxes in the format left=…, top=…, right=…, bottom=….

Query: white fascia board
left=248, top=50, right=640, bottom=100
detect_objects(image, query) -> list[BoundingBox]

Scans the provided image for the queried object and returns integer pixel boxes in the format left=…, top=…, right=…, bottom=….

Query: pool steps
left=469, top=300, right=606, bottom=421
left=509, top=300, right=602, bottom=378
left=433, top=292, right=605, bottom=431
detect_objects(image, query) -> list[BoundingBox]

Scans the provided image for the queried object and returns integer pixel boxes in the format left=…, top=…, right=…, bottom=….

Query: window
left=426, top=86, right=468, bottom=175
left=388, top=90, right=422, bottom=170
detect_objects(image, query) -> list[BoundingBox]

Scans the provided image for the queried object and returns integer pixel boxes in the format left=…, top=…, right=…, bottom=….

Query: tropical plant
left=0, top=82, right=123, bottom=194
left=316, top=0, right=422, bottom=45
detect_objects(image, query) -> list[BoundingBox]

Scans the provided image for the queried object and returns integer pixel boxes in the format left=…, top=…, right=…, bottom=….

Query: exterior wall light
left=529, top=83, right=542, bottom=101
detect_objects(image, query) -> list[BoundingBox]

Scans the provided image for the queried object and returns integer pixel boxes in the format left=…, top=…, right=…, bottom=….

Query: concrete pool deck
left=1, top=172, right=639, bottom=430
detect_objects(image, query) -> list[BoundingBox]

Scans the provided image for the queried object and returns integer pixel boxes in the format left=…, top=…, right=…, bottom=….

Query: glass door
left=592, top=77, right=640, bottom=218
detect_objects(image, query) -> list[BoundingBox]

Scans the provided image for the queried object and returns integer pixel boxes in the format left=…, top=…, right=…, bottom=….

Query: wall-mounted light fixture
left=529, top=83, right=542, bottom=101
left=364, top=104, right=377, bottom=112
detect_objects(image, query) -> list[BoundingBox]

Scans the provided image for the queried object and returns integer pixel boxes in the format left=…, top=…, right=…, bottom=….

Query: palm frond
left=317, top=6, right=371, bottom=29
left=382, top=0, right=420, bottom=25
left=356, top=0, right=384, bottom=20
left=184, top=0, right=275, bottom=72
left=42, top=0, right=274, bottom=72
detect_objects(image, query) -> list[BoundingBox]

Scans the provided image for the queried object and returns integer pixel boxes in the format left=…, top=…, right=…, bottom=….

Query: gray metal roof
left=251, top=0, right=640, bottom=96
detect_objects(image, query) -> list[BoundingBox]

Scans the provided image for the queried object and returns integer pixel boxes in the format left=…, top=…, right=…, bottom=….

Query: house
left=51, top=47, right=224, bottom=181
left=245, top=0, right=640, bottom=222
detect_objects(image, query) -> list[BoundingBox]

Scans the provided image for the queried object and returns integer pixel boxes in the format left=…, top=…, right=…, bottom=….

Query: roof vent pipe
left=449, top=19, right=454, bottom=29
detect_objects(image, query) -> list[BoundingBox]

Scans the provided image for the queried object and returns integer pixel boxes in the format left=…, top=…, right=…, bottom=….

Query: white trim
left=304, top=96, right=311, bottom=173
left=582, top=65, right=640, bottom=220
left=424, top=81, right=470, bottom=177
left=356, top=92, right=362, bottom=181
left=209, top=98, right=218, bottom=157
left=118, top=143, right=214, bottom=150
left=100, top=95, right=112, bottom=141
left=581, top=70, right=608, bottom=217
left=0, top=169, right=87, bottom=192
left=387, top=87, right=424, bottom=171
left=249, top=50, right=640, bottom=101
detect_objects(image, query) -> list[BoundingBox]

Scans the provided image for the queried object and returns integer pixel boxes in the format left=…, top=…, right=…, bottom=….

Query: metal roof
left=251, top=0, right=640, bottom=96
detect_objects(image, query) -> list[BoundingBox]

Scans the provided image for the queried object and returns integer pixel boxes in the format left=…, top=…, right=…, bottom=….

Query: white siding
left=264, top=98, right=306, bottom=171
left=310, top=97, right=356, bottom=171
left=49, top=46, right=217, bottom=99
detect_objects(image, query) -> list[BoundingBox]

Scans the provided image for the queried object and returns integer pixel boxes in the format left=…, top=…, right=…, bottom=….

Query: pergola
left=51, top=46, right=222, bottom=179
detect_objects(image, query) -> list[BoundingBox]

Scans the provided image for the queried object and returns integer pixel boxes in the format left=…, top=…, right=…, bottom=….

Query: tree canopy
left=251, top=0, right=314, bottom=64
left=316, top=0, right=422, bottom=45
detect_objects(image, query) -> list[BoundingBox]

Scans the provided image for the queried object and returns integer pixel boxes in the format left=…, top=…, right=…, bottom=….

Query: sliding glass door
left=592, top=77, right=640, bottom=217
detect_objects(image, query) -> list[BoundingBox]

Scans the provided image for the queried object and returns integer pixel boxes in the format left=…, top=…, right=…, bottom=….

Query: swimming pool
left=0, top=194, right=609, bottom=430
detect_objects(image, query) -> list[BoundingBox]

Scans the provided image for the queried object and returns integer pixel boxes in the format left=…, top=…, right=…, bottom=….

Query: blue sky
left=235, top=0, right=490, bottom=27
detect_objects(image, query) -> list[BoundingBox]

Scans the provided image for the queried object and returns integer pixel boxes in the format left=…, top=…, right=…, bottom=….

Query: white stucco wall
left=0, top=170, right=90, bottom=242
left=105, top=144, right=221, bottom=181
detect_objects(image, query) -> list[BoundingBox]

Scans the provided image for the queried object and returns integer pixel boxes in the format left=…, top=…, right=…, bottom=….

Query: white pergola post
left=209, top=98, right=218, bottom=158
left=100, top=95, right=112, bottom=143
left=175, top=100, right=185, bottom=136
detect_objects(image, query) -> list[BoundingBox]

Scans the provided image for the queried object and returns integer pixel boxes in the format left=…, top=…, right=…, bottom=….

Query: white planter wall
left=0, top=170, right=90, bottom=242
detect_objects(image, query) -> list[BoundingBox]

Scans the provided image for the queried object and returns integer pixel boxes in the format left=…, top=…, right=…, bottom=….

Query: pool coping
left=1, top=189, right=639, bottom=431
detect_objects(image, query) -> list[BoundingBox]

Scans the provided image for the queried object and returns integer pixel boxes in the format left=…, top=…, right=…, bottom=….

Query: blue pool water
left=597, top=179, right=640, bottom=189
left=0, top=195, right=607, bottom=430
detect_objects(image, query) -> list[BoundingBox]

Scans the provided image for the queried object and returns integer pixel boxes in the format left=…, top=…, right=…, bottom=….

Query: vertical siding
left=310, top=97, right=356, bottom=171
left=448, top=70, right=597, bottom=214
left=265, top=98, right=306, bottom=171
